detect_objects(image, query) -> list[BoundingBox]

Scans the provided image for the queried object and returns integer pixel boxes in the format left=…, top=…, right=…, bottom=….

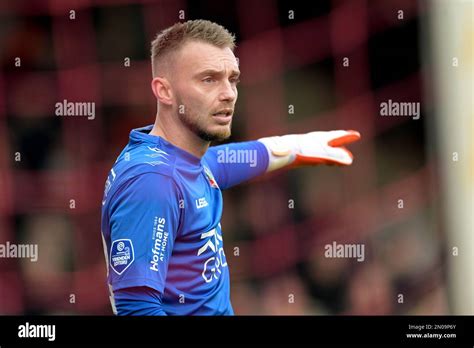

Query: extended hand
left=258, top=130, right=361, bottom=172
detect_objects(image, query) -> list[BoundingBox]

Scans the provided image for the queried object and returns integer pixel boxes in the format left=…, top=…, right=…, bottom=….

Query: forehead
left=176, top=40, right=239, bottom=73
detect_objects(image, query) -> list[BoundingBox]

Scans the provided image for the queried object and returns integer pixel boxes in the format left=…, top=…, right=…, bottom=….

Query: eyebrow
left=195, top=69, right=240, bottom=78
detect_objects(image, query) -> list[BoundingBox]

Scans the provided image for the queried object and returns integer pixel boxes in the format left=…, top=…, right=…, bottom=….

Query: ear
left=151, top=77, right=173, bottom=106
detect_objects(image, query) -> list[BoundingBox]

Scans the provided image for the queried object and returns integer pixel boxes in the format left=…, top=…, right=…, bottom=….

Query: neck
left=149, top=113, right=210, bottom=158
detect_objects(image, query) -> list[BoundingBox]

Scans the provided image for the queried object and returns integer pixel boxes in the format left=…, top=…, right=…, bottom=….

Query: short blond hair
left=150, top=20, right=236, bottom=76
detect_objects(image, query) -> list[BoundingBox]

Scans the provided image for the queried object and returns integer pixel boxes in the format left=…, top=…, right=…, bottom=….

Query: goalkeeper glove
left=258, top=130, right=361, bottom=172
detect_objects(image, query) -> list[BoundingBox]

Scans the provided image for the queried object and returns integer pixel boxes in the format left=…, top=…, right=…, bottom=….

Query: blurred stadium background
left=0, top=0, right=472, bottom=315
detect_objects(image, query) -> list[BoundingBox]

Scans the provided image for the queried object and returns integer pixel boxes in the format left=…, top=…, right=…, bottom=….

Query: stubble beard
left=176, top=97, right=232, bottom=142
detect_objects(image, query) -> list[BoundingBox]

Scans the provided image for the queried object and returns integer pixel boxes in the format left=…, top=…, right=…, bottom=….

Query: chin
left=214, top=125, right=232, bottom=140
left=199, top=125, right=231, bottom=142
left=211, top=130, right=232, bottom=142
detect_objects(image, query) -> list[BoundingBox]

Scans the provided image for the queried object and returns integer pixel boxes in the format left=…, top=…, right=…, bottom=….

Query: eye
left=203, top=77, right=215, bottom=84
left=230, top=78, right=240, bottom=85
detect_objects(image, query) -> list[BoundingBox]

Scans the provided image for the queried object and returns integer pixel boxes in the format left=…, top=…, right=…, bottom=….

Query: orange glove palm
left=258, top=130, right=361, bottom=172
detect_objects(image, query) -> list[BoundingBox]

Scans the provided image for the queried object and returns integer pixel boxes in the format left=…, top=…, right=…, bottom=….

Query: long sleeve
left=202, top=140, right=269, bottom=190
left=114, top=286, right=167, bottom=316
left=105, top=172, right=181, bottom=311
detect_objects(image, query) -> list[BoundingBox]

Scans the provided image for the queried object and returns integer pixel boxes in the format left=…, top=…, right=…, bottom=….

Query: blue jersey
left=101, top=125, right=268, bottom=315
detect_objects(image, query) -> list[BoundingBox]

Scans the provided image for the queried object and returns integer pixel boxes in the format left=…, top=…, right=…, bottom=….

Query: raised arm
left=203, top=140, right=269, bottom=190
left=203, top=130, right=361, bottom=190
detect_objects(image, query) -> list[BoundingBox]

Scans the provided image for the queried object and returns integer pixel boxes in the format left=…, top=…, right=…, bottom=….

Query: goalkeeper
left=101, top=20, right=360, bottom=315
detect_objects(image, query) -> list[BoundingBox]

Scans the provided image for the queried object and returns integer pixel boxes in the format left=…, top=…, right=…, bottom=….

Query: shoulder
left=118, top=171, right=181, bottom=204
left=119, top=144, right=176, bottom=179
left=105, top=171, right=182, bottom=223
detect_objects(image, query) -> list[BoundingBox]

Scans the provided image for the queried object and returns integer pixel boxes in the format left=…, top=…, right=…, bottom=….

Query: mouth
left=211, top=109, right=233, bottom=124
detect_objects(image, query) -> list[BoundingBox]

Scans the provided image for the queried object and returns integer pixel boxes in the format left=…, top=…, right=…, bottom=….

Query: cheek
left=188, top=87, right=215, bottom=112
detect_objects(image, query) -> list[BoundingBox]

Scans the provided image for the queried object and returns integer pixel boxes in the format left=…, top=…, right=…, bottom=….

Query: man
left=101, top=20, right=360, bottom=315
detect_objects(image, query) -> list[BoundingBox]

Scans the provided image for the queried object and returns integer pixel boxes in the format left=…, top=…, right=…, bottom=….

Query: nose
left=218, top=81, right=237, bottom=103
